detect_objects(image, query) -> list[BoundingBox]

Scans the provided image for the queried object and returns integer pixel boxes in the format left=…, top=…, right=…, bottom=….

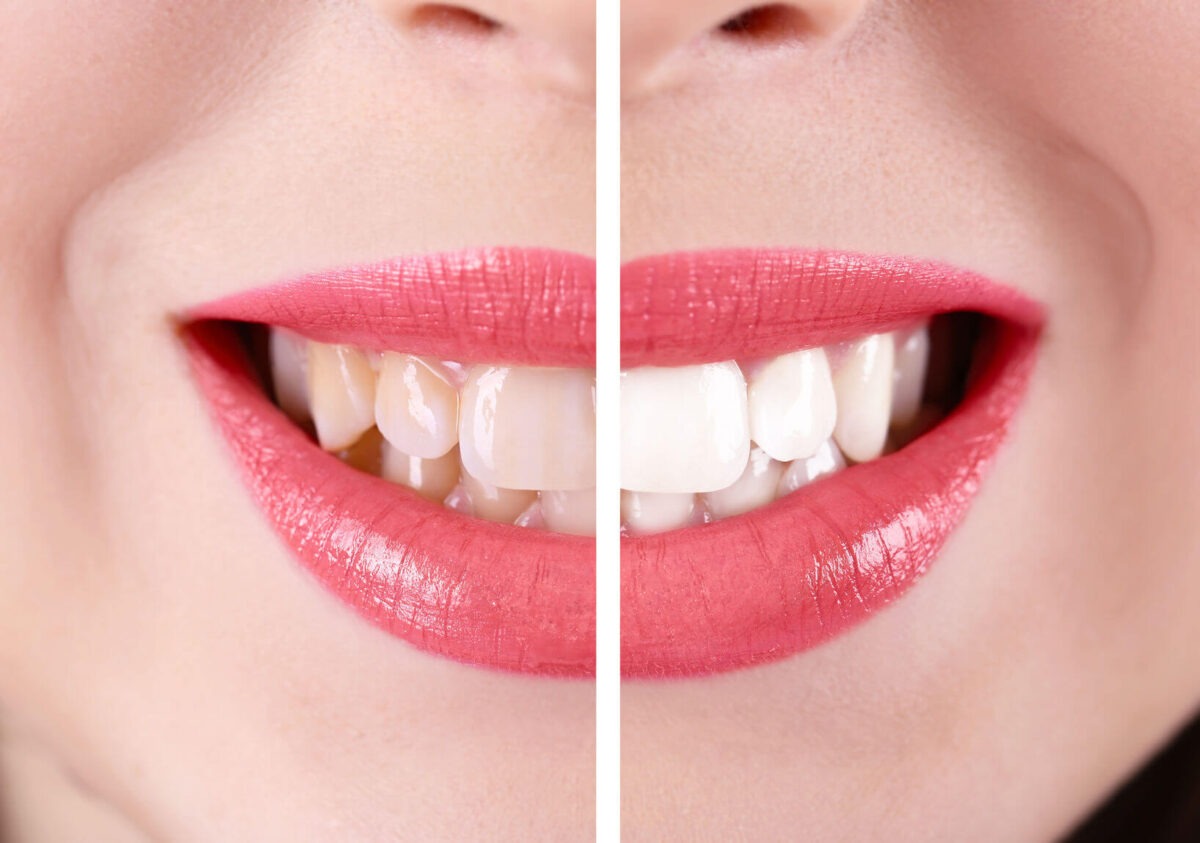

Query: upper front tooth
left=831, top=333, right=894, bottom=462
left=375, top=353, right=459, bottom=458
left=747, top=347, right=837, bottom=462
left=621, top=362, right=750, bottom=494
left=269, top=329, right=311, bottom=424
left=458, top=366, right=595, bottom=491
left=308, top=342, right=378, bottom=451
left=891, top=326, right=930, bottom=428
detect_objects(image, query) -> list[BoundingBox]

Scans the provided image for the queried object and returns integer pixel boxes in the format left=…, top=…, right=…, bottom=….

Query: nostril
left=716, top=4, right=811, bottom=43
left=407, top=3, right=503, bottom=37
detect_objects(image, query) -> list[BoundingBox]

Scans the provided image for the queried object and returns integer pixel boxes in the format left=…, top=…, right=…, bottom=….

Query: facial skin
left=0, top=1, right=594, bottom=839
left=622, top=1, right=1199, bottom=840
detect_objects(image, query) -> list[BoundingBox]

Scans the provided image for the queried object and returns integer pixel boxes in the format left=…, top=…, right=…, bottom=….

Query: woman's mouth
left=182, top=248, right=597, bottom=677
left=620, top=249, right=1045, bottom=678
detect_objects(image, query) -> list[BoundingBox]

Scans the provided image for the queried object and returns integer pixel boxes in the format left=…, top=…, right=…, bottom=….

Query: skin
left=622, top=1, right=1200, bottom=840
left=0, top=1, right=593, bottom=840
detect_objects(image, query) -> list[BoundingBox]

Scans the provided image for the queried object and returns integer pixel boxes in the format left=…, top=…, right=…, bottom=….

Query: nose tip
left=623, top=0, right=870, bottom=96
left=367, top=1, right=596, bottom=97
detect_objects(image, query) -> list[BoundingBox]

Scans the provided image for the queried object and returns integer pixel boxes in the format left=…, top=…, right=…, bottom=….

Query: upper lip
left=183, top=247, right=596, bottom=677
left=620, top=249, right=1045, bottom=678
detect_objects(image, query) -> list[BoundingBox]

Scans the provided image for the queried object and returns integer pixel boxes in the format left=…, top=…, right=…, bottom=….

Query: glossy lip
left=621, top=249, right=1045, bottom=679
left=183, top=248, right=596, bottom=677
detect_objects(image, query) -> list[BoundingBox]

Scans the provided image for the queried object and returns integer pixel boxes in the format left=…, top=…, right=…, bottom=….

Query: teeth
left=704, top=447, right=785, bottom=519
left=831, top=333, right=894, bottom=463
left=541, top=489, right=596, bottom=537
left=621, top=362, right=750, bottom=494
left=375, top=353, right=459, bottom=458
left=461, top=468, right=539, bottom=523
left=380, top=443, right=461, bottom=503
left=891, top=326, right=930, bottom=428
left=621, top=491, right=696, bottom=536
left=308, top=342, right=378, bottom=451
left=269, top=329, right=311, bottom=424
left=777, top=438, right=846, bottom=496
left=747, top=347, right=837, bottom=462
left=459, top=366, right=596, bottom=491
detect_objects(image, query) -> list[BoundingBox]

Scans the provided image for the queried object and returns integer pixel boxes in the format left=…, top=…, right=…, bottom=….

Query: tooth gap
left=717, top=5, right=811, bottom=42
left=407, top=4, right=503, bottom=36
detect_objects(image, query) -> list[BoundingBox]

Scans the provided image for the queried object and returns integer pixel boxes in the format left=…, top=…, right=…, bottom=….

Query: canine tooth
left=891, top=326, right=930, bottom=428
left=831, top=333, right=894, bottom=462
left=308, top=342, right=378, bottom=451
left=375, top=353, right=459, bottom=458
left=541, top=489, right=596, bottom=536
left=777, top=438, right=846, bottom=496
left=705, top=447, right=785, bottom=520
left=621, top=491, right=695, bottom=536
left=462, top=469, right=538, bottom=523
left=621, top=362, right=749, bottom=493
left=380, top=443, right=460, bottom=503
left=748, top=348, right=837, bottom=462
left=269, top=329, right=311, bottom=423
left=459, top=366, right=595, bottom=491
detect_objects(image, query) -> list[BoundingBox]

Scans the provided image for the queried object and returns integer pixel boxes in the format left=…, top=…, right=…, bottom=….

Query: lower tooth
left=777, top=438, right=846, bottom=496
left=704, top=447, right=785, bottom=520
left=308, top=342, right=378, bottom=451
left=338, top=428, right=384, bottom=475
left=621, top=490, right=695, bottom=536
left=541, top=488, right=597, bottom=537
left=461, top=469, right=538, bottom=523
left=380, top=443, right=461, bottom=503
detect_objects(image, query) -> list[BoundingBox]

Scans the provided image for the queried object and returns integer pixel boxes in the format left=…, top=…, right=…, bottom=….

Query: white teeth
left=777, top=438, right=847, bottom=496
left=308, top=342, right=378, bottom=451
left=621, top=362, right=750, bottom=494
left=269, top=329, right=311, bottom=424
left=461, top=468, right=538, bottom=523
left=704, top=447, right=785, bottom=519
left=375, top=353, right=459, bottom=458
left=747, top=347, right=837, bottom=462
left=621, top=490, right=696, bottom=536
left=831, top=333, right=894, bottom=463
left=541, top=489, right=596, bottom=537
left=380, top=443, right=461, bottom=503
left=891, top=326, right=930, bottom=428
left=459, top=366, right=596, bottom=491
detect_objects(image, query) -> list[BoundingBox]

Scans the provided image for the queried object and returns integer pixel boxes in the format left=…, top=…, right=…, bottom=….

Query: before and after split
left=2, top=1, right=1199, bottom=840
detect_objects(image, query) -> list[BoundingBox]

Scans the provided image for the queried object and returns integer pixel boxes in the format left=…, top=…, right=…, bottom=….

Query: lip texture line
left=184, top=248, right=596, bottom=677
left=621, top=249, right=1045, bottom=678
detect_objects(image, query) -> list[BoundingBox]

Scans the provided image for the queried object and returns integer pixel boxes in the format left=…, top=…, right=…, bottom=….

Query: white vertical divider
left=594, top=0, right=620, bottom=839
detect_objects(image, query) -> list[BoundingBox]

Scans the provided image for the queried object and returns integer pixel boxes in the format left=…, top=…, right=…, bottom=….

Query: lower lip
left=620, top=250, right=1044, bottom=678
left=183, top=250, right=596, bottom=677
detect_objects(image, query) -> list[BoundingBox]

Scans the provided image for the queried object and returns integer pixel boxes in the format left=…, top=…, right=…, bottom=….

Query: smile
left=620, top=249, right=1045, bottom=678
left=182, top=248, right=597, bottom=677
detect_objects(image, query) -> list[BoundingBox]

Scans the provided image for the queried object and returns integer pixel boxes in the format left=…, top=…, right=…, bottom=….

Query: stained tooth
left=541, top=489, right=596, bottom=537
left=459, top=366, right=595, bottom=491
left=891, top=326, right=930, bottom=428
left=380, top=443, right=460, bottom=503
left=777, top=438, right=846, bottom=496
left=338, top=427, right=384, bottom=475
left=831, top=333, right=894, bottom=462
left=375, top=353, right=459, bottom=458
left=621, top=362, right=749, bottom=493
left=269, top=329, right=311, bottom=424
left=461, top=468, right=538, bottom=523
left=747, top=348, right=837, bottom=462
left=704, top=447, right=785, bottom=520
left=621, top=490, right=695, bottom=536
left=308, top=342, right=378, bottom=451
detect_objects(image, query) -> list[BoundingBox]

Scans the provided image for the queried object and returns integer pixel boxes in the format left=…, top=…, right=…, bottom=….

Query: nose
left=366, top=0, right=595, bottom=96
left=623, top=0, right=869, bottom=95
